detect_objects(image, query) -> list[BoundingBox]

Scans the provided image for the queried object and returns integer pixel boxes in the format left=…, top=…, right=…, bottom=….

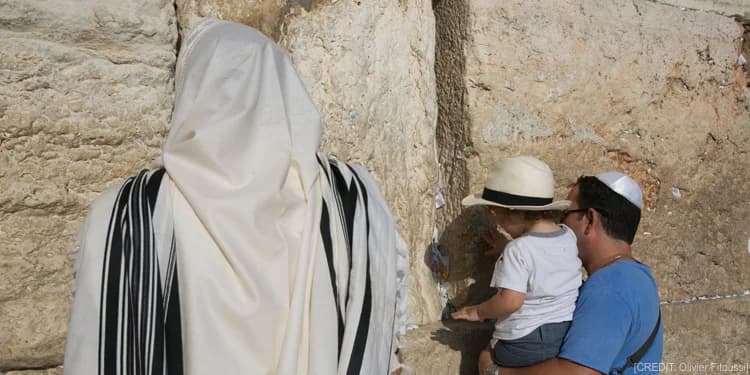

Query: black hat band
left=481, top=188, right=553, bottom=207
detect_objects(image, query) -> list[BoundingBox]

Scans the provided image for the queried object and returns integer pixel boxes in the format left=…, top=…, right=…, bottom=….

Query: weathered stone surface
left=176, top=0, right=442, bottom=323
left=2, top=367, right=63, bottom=375
left=0, top=0, right=177, bottom=369
left=663, top=298, right=750, bottom=371
left=400, top=298, right=750, bottom=374
left=437, top=0, right=750, bottom=307
left=657, top=0, right=750, bottom=16
left=175, top=0, right=332, bottom=41
left=400, top=320, right=492, bottom=375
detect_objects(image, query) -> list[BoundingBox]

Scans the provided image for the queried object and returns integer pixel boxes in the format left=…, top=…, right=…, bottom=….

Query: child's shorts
left=492, top=321, right=571, bottom=368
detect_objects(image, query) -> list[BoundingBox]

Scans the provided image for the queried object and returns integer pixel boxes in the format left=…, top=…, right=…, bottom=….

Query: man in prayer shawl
left=64, top=18, right=409, bottom=375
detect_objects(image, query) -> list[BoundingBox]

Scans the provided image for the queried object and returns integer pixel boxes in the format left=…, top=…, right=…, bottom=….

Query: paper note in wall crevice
left=430, top=242, right=449, bottom=281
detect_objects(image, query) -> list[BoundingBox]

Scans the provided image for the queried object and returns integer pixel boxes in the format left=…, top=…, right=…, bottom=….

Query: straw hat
left=462, top=156, right=570, bottom=211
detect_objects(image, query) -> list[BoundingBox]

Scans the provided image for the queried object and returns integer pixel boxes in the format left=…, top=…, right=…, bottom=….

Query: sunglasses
left=562, top=207, right=609, bottom=219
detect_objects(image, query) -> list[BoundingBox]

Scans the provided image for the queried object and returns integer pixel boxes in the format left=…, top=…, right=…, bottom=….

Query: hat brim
left=461, top=193, right=570, bottom=211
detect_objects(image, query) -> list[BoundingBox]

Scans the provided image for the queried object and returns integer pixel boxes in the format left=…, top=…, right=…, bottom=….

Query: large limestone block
left=437, top=0, right=750, bottom=307
left=176, top=1, right=441, bottom=323
left=663, top=298, right=750, bottom=370
left=0, top=0, right=176, bottom=369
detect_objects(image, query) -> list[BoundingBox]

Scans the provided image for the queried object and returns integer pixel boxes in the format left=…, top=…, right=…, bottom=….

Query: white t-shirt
left=491, top=224, right=583, bottom=342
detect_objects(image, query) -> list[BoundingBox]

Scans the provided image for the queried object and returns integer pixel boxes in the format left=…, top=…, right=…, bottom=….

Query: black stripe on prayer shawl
left=316, top=154, right=330, bottom=181
left=99, top=176, right=130, bottom=375
left=320, top=200, right=345, bottom=358
left=329, top=161, right=357, bottom=284
left=345, top=166, right=372, bottom=375
left=164, top=237, right=184, bottom=375
left=318, top=156, right=347, bottom=356
left=318, top=157, right=375, bottom=374
left=98, top=169, right=183, bottom=375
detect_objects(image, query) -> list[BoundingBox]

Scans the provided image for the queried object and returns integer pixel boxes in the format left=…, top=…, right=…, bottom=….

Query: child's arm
left=451, top=288, right=524, bottom=321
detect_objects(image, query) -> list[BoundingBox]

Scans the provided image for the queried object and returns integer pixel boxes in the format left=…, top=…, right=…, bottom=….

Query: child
left=452, top=156, right=582, bottom=372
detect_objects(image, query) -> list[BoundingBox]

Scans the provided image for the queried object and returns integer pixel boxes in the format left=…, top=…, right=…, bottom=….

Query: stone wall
left=1, top=0, right=749, bottom=374
left=1, top=0, right=441, bottom=372
left=425, top=0, right=750, bottom=373
left=659, top=0, right=750, bottom=16
left=0, top=0, right=176, bottom=372
left=440, top=0, right=750, bottom=307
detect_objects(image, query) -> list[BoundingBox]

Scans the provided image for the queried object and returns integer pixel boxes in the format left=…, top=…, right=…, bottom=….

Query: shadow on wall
left=422, top=205, right=500, bottom=374
left=430, top=320, right=494, bottom=375
left=436, top=206, right=501, bottom=305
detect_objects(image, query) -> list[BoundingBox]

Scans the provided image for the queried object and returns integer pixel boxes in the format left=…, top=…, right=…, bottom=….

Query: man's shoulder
left=589, top=260, right=655, bottom=285
left=582, top=261, right=659, bottom=307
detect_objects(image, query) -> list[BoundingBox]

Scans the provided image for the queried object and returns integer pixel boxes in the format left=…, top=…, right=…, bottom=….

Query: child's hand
left=451, top=306, right=481, bottom=322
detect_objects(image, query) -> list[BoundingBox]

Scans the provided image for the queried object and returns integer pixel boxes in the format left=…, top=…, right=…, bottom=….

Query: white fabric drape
left=64, top=19, right=407, bottom=375
left=161, top=19, right=322, bottom=374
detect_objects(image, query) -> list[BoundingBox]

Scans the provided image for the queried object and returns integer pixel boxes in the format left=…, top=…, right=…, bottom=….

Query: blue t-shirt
left=559, top=260, right=663, bottom=374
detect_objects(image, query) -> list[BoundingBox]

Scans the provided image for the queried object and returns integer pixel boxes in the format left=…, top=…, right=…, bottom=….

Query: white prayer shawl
left=64, top=19, right=408, bottom=375
left=315, top=156, right=409, bottom=375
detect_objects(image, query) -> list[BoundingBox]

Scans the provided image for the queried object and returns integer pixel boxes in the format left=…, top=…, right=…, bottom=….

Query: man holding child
left=453, top=156, right=663, bottom=375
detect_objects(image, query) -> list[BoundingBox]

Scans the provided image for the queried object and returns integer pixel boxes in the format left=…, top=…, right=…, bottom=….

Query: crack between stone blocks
left=660, top=289, right=750, bottom=305
left=644, top=0, right=746, bottom=20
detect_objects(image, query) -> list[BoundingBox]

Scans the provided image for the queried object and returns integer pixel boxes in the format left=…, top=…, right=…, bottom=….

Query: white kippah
left=595, top=172, right=643, bottom=209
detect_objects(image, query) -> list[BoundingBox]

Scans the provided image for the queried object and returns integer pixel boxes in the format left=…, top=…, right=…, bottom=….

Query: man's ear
left=583, top=208, right=596, bottom=235
left=586, top=209, right=594, bottom=223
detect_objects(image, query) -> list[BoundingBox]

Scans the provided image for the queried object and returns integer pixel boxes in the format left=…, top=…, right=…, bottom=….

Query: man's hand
left=451, top=305, right=481, bottom=321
